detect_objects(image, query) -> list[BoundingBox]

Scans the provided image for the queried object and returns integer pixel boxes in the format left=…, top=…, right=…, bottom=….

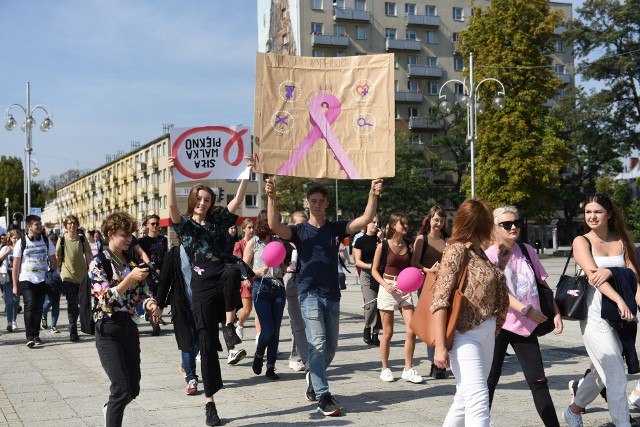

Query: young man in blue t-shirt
left=266, top=178, right=382, bottom=417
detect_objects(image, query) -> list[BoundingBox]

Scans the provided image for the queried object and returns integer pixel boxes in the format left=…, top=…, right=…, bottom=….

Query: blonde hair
left=492, top=206, right=519, bottom=224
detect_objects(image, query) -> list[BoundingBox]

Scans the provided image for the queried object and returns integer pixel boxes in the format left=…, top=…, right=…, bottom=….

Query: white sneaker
left=563, top=406, right=584, bottom=427
left=255, top=332, right=260, bottom=348
left=103, top=403, right=108, bottom=426
left=401, top=368, right=423, bottom=384
left=227, top=348, right=247, bottom=365
left=629, top=390, right=640, bottom=408
left=380, top=368, right=394, bottom=382
left=289, top=359, right=306, bottom=371
left=50, top=326, right=60, bottom=334
left=236, top=325, right=244, bottom=340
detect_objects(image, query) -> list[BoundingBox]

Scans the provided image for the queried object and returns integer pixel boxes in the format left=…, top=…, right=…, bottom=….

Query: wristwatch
left=520, top=304, right=532, bottom=316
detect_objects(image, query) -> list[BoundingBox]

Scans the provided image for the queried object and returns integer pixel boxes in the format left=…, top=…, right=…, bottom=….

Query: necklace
left=592, top=231, right=610, bottom=244
left=107, top=249, right=126, bottom=271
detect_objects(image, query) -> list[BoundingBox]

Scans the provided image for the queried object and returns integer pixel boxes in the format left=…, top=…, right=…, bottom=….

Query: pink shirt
left=485, top=243, right=548, bottom=337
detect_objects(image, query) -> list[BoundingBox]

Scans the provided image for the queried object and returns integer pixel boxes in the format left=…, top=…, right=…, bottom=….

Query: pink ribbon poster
left=253, top=53, right=395, bottom=179
left=170, top=126, right=252, bottom=183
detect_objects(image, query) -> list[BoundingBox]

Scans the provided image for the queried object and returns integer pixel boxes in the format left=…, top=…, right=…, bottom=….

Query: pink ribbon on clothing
left=277, top=93, right=360, bottom=178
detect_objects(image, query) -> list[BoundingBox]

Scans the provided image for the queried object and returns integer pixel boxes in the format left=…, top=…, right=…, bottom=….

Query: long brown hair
left=584, top=194, right=640, bottom=275
left=186, top=184, right=216, bottom=216
left=385, top=213, right=408, bottom=240
left=418, top=205, right=449, bottom=238
left=256, top=210, right=278, bottom=240
left=449, top=199, right=493, bottom=246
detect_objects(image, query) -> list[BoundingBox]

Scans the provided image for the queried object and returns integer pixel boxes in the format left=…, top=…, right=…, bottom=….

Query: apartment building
left=45, top=135, right=260, bottom=236
left=258, top=0, right=574, bottom=145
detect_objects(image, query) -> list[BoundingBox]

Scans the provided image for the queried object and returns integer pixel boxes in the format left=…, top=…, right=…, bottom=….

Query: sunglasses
left=148, top=222, right=159, bottom=226
left=498, top=219, right=524, bottom=230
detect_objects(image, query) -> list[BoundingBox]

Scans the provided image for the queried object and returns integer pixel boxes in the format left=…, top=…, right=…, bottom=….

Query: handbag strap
left=561, top=235, right=592, bottom=276
left=454, top=249, right=470, bottom=293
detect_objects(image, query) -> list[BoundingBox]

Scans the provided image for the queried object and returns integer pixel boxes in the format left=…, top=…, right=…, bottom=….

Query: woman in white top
left=564, top=194, right=640, bottom=427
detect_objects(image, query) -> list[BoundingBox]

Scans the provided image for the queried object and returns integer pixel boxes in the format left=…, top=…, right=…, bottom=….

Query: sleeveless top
left=251, top=236, right=284, bottom=279
left=584, top=241, right=626, bottom=328
left=384, top=247, right=411, bottom=276
left=419, top=234, right=446, bottom=269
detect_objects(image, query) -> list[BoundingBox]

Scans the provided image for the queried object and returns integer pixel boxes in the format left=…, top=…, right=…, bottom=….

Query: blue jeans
left=181, top=323, right=200, bottom=382
left=299, top=292, right=340, bottom=400
left=3, top=281, right=19, bottom=325
left=42, top=287, right=61, bottom=327
left=253, top=277, right=286, bottom=368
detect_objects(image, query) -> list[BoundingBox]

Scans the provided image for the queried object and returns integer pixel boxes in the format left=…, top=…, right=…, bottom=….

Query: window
left=385, top=2, right=396, bottom=16
left=407, top=55, right=417, bottom=65
left=356, top=26, right=367, bottom=40
left=335, top=51, right=346, bottom=57
left=395, top=107, right=400, bottom=119
left=334, top=0, right=344, bottom=8
left=312, top=50, right=325, bottom=57
left=452, top=32, right=459, bottom=42
left=428, top=107, right=438, bottom=116
left=385, top=28, right=396, bottom=39
left=311, top=0, right=323, bottom=10
left=556, top=88, right=566, bottom=100
left=333, top=25, right=345, bottom=36
left=428, top=82, right=438, bottom=95
left=394, top=80, right=399, bottom=91
left=453, top=7, right=464, bottom=21
left=405, top=3, right=416, bottom=15
left=226, top=195, right=234, bottom=205
left=555, top=40, right=564, bottom=52
left=426, top=5, right=436, bottom=16
left=408, top=81, right=420, bottom=92
left=406, top=30, right=417, bottom=40
left=355, top=0, right=366, bottom=11
left=426, top=56, right=437, bottom=67
left=311, top=22, right=323, bottom=35
left=454, top=57, right=463, bottom=71
left=554, top=64, right=565, bottom=75
left=454, top=83, right=464, bottom=95
left=250, top=171, right=257, bottom=181
left=408, top=107, right=419, bottom=118
left=245, top=194, right=258, bottom=208
left=426, top=31, right=437, bottom=44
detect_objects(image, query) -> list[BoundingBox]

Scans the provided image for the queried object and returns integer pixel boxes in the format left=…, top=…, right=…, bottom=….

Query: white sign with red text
left=170, top=126, right=251, bottom=183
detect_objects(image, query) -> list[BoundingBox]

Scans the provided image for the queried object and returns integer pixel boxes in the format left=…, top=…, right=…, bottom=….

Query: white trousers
left=443, top=317, right=496, bottom=427
left=575, top=286, right=630, bottom=427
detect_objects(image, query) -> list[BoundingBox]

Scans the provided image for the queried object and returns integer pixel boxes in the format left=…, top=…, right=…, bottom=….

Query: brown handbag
left=410, top=250, right=469, bottom=350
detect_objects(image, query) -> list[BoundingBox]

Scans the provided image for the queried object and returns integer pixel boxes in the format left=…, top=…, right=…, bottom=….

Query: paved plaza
left=1, top=253, right=639, bottom=426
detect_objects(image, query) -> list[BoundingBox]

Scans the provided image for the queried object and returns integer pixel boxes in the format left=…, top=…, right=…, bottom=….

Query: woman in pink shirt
left=485, top=205, right=563, bottom=427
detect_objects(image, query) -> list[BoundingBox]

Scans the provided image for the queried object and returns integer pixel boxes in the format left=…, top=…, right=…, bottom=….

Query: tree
left=0, top=156, right=24, bottom=219
left=567, top=0, right=640, bottom=149
left=460, top=0, right=570, bottom=218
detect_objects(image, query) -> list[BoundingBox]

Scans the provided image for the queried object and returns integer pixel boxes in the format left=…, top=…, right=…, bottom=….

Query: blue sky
left=1, top=0, right=588, bottom=183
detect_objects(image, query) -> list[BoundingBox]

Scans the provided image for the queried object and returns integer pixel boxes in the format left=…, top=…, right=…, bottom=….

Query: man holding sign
left=266, top=177, right=382, bottom=417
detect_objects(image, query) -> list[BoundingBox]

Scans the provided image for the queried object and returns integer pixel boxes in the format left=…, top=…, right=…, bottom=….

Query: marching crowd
left=2, top=157, right=640, bottom=427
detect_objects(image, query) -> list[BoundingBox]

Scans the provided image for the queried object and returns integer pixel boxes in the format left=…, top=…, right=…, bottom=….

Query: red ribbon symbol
left=277, top=94, right=360, bottom=178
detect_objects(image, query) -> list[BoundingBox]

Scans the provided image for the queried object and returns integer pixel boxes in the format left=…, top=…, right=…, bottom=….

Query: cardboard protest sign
left=170, top=126, right=251, bottom=183
left=253, top=53, right=395, bottom=179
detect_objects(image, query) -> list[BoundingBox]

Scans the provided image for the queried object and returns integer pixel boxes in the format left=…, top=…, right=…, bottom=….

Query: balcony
left=408, top=64, right=443, bottom=78
left=311, top=33, right=349, bottom=48
left=136, top=186, right=147, bottom=198
left=556, top=73, right=571, bottom=84
left=554, top=25, right=567, bottom=35
left=147, top=157, right=157, bottom=172
left=409, top=117, right=440, bottom=129
left=395, top=91, right=423, bottom=103
left=333, top=7, right=371, bottom=22
left=386, top=38, right=421, bottom=51
left=405, top=14, right=440, bottom=27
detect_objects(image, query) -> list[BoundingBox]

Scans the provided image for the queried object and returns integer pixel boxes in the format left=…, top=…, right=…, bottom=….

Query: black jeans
left=19, top=280, right=47, bottom=340
left=488, top=329, right=560, bottom=427
left=63, top=280, right=80, bottom=329
left=95, top=312, right=141, bottom=427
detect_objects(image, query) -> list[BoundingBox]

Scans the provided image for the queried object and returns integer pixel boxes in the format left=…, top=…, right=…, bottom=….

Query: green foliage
left=0, top=156, right=24, bottom=217
left=460, top=0, right=569, bottom=217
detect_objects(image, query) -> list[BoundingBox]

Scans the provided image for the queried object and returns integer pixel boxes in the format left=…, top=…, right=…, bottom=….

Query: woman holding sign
left=162, top=156, right=252, bottom=427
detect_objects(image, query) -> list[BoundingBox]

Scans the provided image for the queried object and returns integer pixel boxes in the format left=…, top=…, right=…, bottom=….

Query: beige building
left=45, top=135, right=260, bottom=236
left=258, top=0, right=574, bottom=144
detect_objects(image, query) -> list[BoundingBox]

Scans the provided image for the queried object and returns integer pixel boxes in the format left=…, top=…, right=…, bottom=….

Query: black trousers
left=191, top=259, right=240, bottom=397
left=63, top=280, right=80, bottom=329
left=19, top=280, right=47, bottom=340
left=487, top=328, right=560, bottom=427
left=95, top=312, right=141, bottom=427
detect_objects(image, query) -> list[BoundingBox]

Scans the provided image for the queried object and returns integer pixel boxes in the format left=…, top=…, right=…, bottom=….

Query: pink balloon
left=396, top=267, right=424, bottom=293
left=263, top=241, right=286, bottom=267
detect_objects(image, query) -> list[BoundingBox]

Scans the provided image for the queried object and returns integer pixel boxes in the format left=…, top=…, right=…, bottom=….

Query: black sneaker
left=252, top=355, right=264, bottom=375
left=151, top=324, right=161, bottom=336
left=363, top=327, right=372, bottom=345
left=34, top=337, right=43, bottom=346
left=371, top=334, right=380, bottom=347
left=317, top=393, right=341, bottom=417
left=222, top=323, right=242, bottom=347
left=41, top=318, right=48, bottom=330
left=305, top=371, right=316, bottom=402
left=70, top=330, right=80, bottom=342
left=265, top=367, right=279, bottom=380
left=205, top=402, right=221, bottom=426
left=430, top=363, right=447, bottom=380
left=26, top=339, right=36, bottom=348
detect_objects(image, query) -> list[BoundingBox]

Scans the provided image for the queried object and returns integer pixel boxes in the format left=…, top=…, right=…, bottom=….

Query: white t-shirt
left=13, top=237, right=56, bottom=283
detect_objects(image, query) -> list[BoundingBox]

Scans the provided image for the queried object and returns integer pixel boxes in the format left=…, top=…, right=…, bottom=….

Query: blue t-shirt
left=289, top=220, right=348, bottom=300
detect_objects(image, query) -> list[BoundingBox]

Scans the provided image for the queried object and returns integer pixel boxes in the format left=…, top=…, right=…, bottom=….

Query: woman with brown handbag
left=432, top=199, right=509, bottom=426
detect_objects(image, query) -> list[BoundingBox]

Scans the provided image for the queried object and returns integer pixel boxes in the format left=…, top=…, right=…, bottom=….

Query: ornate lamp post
left=438, top=53, right=506, bottom=198
left=4, top=82, right=53, bottom=219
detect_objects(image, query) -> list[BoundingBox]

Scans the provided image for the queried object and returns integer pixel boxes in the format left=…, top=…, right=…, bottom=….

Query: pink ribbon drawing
left=277, top=94, right=360, bottom=178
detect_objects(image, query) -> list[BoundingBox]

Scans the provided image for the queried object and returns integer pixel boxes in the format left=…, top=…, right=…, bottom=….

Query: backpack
left=59, top=234, right=87, bottom=265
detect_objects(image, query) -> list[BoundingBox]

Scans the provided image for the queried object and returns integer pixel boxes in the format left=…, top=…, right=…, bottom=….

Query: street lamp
left=31, top=159, right=41, bottom=177
left=4, top=81, right=53, bottom=220
left=438, top=53, right=506, bottom=198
